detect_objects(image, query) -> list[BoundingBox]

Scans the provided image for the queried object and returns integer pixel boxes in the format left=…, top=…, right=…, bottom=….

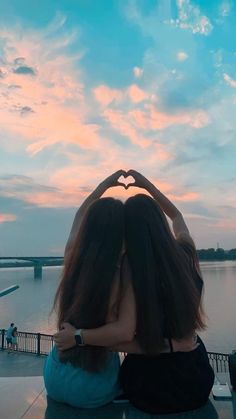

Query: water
left=0, top=261, right=236, bottom=353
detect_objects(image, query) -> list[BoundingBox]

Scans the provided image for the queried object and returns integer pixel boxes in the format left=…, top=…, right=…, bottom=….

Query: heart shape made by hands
left=118, top=175, right=135, bottom=189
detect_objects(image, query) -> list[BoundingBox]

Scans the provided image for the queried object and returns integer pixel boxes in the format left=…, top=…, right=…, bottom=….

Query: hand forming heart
left=118, top=174, right=136, bottom=190
left=103, top=169, right=150, bottom=191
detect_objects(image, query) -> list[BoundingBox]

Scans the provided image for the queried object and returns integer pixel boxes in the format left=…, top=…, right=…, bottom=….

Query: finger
left=126, top=180, right=138, bottom=189
left=116, top=182, right=126, bottom=188
left=114, top=169, right=126, bottom=178
left=126, top=169, right=136, bottom=177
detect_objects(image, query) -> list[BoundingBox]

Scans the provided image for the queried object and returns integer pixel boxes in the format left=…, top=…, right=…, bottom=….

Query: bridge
left=0, top=257, right=64, bottom=279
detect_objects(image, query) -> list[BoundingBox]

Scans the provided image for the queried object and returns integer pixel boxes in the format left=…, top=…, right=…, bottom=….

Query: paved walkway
left=0, top=350, right=235, bottom=418
left=0, top=350, right=45, bottom=377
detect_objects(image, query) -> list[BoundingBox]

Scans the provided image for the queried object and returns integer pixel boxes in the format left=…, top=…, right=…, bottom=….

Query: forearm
left=78, top=182, right=108, bottom=215
left=65, top=181, right=107, bottom=253
left=145, top=182, right=191, bottom=238
left=82, top=264, right=136, bottom=347
left=146, top=183, right=181, bottom=221
left=82, top=321, right=135, bottom=347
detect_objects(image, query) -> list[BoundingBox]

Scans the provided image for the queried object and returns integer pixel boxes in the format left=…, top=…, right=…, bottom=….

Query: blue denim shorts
left=44, top=346, right=121, bottom=408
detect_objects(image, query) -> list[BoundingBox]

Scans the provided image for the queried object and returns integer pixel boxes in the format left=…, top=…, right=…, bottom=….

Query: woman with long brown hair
left=44, top=170, right=136, bottom=408
left=55, top=169, right=214, bottom=414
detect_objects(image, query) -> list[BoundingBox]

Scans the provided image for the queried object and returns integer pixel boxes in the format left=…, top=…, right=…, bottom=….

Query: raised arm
left=127, top=169, right=195, bottom=246
left=65, top=170, right=127, bottom=258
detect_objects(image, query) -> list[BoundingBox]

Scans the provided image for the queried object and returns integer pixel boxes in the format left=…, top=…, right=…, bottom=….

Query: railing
left=0, top=329, right=230, bottom=373
left=0, top=329, right=54, bottom=355
left=207, top=351, right=229, bottom=373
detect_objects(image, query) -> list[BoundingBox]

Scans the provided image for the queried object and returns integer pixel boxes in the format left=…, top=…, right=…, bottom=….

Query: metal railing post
left=37, top=333, right=41, bottom=355
left=1, top=329, right=5, bottom=350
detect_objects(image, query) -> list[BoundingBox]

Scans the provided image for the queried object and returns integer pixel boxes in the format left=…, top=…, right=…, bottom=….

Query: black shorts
left=120, top=336, right=214, bottom=414
left=6, top=337, right=12, bottom=344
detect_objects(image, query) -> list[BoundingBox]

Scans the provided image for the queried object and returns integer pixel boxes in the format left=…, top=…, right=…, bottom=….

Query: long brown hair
left=124, top=194, right=206, bottom=355
left=54, top=197, right=124, bottom=371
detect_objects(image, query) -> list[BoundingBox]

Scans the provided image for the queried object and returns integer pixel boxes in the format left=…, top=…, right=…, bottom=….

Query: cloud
left=0, top=6, right=236, bottom=251
left=103, top=108, right=151, bottom=148
left=13, top=65, right=36, bottom=75
left=169, top=191, right=199, bottom=202
left=20, top=106, right=34, bottom=115
left=133, top=66, right=143, bottom=78
left=0, top=21, right=106, bottom=155
left=219, top=1, right=232, bottom=17
left=0, top=214, right=17, bottom=223
left=126, top=0, right=213, bottom=36
left=128, top=84, right=148, bottom=103
left=177, top=51, right=188, bottom=62
left=223, top=73, right=236, bottom=88
left=0, top=174, right=88, bottom=208
left=176, top=0, right=213, bottom=35
left=93, top=85, right=123, bottom=106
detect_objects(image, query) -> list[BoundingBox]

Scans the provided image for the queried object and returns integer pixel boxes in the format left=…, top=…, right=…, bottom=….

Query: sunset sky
left=0, top=0, right=236, bottom=255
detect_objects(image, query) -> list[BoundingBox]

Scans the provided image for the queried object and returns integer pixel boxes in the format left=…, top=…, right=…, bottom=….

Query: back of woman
left=120, top=186, right=214, bottom=414
left=44, top=194, right=125, bottom=408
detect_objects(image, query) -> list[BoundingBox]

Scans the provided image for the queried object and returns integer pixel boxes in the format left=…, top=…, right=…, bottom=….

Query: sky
left=0, top=0, right=236, bottom=255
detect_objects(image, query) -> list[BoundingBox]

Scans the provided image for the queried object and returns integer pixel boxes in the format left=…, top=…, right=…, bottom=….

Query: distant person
left=55, top=170, right=215, bottom=414
left=6, top=322, right=14, bottom=353
left=11, top=327, right=18, bottom=352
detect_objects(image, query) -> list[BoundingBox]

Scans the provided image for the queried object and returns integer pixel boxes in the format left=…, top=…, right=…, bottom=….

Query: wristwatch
left=74, top=329, right=85, bottom=346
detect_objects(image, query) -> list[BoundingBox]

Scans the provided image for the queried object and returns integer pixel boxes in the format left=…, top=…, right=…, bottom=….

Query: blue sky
left=0, top=0, right=236, bottom=255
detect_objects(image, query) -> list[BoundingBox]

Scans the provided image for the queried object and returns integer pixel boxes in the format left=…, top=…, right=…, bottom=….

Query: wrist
left=74, top=329, right=85, bottom=346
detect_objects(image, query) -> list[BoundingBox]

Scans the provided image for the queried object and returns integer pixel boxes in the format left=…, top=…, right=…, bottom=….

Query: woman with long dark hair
left=44, top=170, right=136, bottom=408
left=55, top=169, right=214, bottom=414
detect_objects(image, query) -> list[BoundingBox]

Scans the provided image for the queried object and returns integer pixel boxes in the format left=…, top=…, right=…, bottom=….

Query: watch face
left=75, top=334, right=82, bottom=346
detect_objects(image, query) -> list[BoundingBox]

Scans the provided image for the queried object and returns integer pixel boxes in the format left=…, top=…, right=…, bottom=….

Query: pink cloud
left=128, top=84, right=148, bottom=103
left=24, top=190, right=87, bottom=208
left=169, top=192, right=200, bottom=202
left=103, top=109, right=151, bottom=148
left=93, top=85, right=123, bottom=106
left=0, top=26, right=107, bottom=155
left=147, top=105, right=209, bottom=130
left=105, top=106, right=209, bottom=144
left=0, top=214, right=17, bottom=223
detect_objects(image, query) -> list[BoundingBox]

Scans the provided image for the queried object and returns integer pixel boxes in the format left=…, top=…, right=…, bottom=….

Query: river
left=0, top=261, right=235, bottom=353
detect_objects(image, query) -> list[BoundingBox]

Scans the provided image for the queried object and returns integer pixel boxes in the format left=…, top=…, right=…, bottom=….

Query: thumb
left=117, top=181, right=126, bottom=188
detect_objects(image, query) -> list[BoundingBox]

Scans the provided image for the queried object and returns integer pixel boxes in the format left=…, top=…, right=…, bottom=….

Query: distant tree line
left=197, top=248, right=236, bottom=261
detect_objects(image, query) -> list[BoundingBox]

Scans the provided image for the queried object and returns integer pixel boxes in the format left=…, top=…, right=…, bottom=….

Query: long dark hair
left=54, top=197, right=124, bottom=371
left=124, top=194, right=206, bottom=355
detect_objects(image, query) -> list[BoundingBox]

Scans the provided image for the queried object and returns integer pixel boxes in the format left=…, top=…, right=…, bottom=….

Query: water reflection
left=1, top=262, right=236, bottom=353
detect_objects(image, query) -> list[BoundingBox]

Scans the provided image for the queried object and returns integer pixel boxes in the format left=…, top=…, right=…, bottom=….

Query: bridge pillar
left=34, top=263, right=42, bottom=279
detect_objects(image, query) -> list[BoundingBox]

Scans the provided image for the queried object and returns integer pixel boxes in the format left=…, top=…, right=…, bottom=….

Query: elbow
left=174, top=210, right=183, bottom=219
